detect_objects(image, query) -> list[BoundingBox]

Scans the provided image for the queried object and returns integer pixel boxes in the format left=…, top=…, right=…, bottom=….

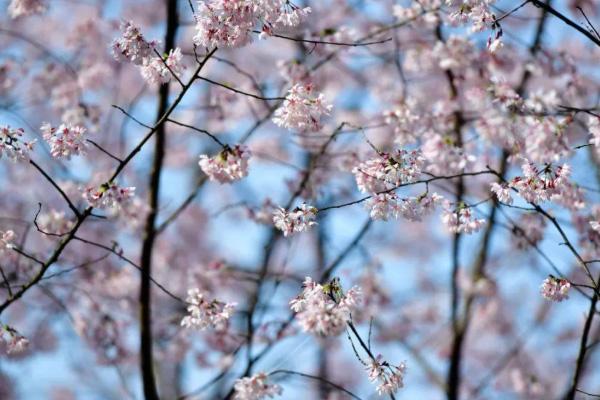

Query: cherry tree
left=2, top=0, right=600, bottom=399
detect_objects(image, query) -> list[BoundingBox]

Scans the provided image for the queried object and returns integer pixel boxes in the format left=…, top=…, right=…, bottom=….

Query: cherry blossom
left=7, top=0, right=46, bottom=18
left=0, top=125, right=35, bottom=162
left=272, top=83, right=332, bottom=132
left=365, top=192, right=442, bottom=222
left=233, top=372, right=282, bottom=400
left=442, top=202, right=486, bottom=234
left=199, top=144, right=251, bottom=183
left=490, top=182, right=513, bottom=205
left=180, top=288, right=236, bottom=330
left=397, top=193, right=443, bottom=221
left=588, top=115, right=600, bottom=159
left=37, top=209, right=74, bottom=236
left=422, top=132, right=474, bottom=175
left=353, top=149, right=424, bottom=193
left=540, top=276, right=570, bottom=302
left=140, top=47, right=185, bottom=85
left=1, top=325, right=29, bottom=354
left=41, top=122, right=88, bottom=159
left=289, top=277, right=361, bottom=336
left=365, top=193, right=401, bottom=221
left=82, top=182, right=136, bottom=210
left=272, top=203, right=317, bottom=237
left=366, top=354, right=407, bottom=396
left=492, top=161, right=582, bottom=209
left=383, top=99, right=421, bottom=145
left=0, top=230, right=15, bottom=253
left=193, top=0, right=311, bottom=49
left=111, top=20, right=158, bottom=65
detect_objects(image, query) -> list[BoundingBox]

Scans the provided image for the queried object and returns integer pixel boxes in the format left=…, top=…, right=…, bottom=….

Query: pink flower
left=199, top=144, right=251, bottom=183
left=272, top=203, right=317, bottom=237
left=353, top=149, right=424, bottom=194
left=490, top=182, right=513, bottom=205
left=0, top=230, right=15, bottom=253
left=366, top=354, right=407, bottom=396
left=111, top=20, right=158, bottom=65
left=442, top=202, right=486, bottom=234
left=82, top=182, right=136, bottom=210
left=37, top=209, right=73, bottom=236
left=1, top=325, right=28, bottom=354
left=272, top=84, right=332, bottom=132
left=540, top=276, right=570, bottom=302
left=41, top=122, right=88, bottom=159
left=233, top=372, right=282, bottom=400
left=0, top=125, right=35, bottom=162
left=181, top=288, right=236, bottom=330
left=140, top=48, right=185, bottom=85
left=193, top=0, right=311, bottom=49
left=8, top=0, right=46, bottom=18
left=289, top=277, right=361, bottom=336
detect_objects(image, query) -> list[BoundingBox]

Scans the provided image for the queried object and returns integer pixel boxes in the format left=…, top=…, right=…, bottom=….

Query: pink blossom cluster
left=37, top=209, right=74, bottom=236
left=383, top=99, right=421, bottom=145
left=432, top=35, right=476, bottom=70
left=442, top=202, right=486, bottom=234
left=491, top=161, right=583, bottom=209
left=180, top=288, right=236, bottom=330
left=233, top=372, right=282, bottom=400
left=0, top=230, right=15, bottom=254
left=540, top=276, right=570, bottom=302
left=8, top=0, right=46, bottom=19
left=0, top=125, right=35, bottom=162
left=353, top=149, right=424, bottom=193
left=111, top=20, right=158, bottom=65
left=366, top=354, right=407, bottom=396
left=365, top=192, right=442, bottom=222
left=82, top=182, right=136, bottom=210
left=289, top=277, right=361, bottom=336
left=272, top=203, right=317, bottom=237
left=0, top=325, right=29, bottom=354
left=193, top=0, right=311, bottom=49
left=393, top=0, right=440, bottom=26
left=422, top=133, right=475, bottom=175
left=199, top=144, right=251, bottom=184
left=448, top=1, right=496, bottom=30
left=272, top=83, right=332, bottom=132
left=41, top=122, right=88, bottom=160
left=588, top=116, right=600, bottom=159
left=140, top=48, right=185, bottom=85
left=112, top=21, right=184, bottom=85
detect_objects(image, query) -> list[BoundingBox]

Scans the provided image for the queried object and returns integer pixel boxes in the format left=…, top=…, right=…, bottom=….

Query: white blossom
left=442, top=202, right=485, bottom=234
left=82, top=182, right=136, bottom=210
left=353, top=150, right=424, bottom=194
left=8, top=0, right=46, bottom=18
left=367, top=354, right=407, bottom=396
left=233, top=372, right=282, bottom=400
left=272, top=84, right=332, bottom=132
left=273, top=203, right=317, bottom=237
left=41, top=122, right=88, bottom=159
left=199, top=144, right=251, bottom=184
left=289, top=277, right=361, bottom=336
left=540, top=276, right=570, bottom=302
left=111, top=20, right=158, bottom=65
left=181, top=288, right=236, bottom=330
left=0, top=125, right=35, bottom=162
left=140, top=48, right=185, bottom=85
